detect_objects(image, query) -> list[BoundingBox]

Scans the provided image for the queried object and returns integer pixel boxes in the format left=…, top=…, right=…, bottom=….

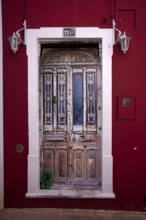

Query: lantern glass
left=8, top=33, right=21, bottom=53
left=119, top=35, right=131, bottom=54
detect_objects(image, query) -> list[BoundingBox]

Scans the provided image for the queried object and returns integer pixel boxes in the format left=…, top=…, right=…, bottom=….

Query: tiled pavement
left=0, top=208, right=146, bottom=220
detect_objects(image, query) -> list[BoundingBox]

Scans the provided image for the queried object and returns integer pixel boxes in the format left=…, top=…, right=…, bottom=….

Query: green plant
left=40, top=169, right=53, bottom=189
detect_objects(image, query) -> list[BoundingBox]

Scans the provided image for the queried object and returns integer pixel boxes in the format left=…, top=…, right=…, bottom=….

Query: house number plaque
left=63, top=27, right=76, bottom=37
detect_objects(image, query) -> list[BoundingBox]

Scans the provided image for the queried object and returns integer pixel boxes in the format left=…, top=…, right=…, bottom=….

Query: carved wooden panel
left=44, top=142, right=68, bottom=181
left=44, top=149, right=55, bottom=177
left=87, top=149, right=97, bottom=179
left=73, top=142, right=101, bottom=189
left=73, top=149, right=84, bottom=179
left=58, top=149, right=67, bottom=179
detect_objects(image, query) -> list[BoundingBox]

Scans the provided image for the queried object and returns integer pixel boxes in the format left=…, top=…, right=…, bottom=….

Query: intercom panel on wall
left=117, top=96, right=136, bottom=120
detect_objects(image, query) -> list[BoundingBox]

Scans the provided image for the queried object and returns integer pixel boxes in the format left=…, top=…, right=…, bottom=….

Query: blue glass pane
left=73, top=73, right=83, bottom=125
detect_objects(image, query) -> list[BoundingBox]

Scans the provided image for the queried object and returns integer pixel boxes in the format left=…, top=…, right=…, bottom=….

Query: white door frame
left=26, top=27, right=115, bottom=198
left=0, top=0, right=4, bottom=209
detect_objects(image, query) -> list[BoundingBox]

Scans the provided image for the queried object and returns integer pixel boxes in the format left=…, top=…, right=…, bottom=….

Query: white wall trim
left=0, top=0, right=4, bottom=209
left=26, top=27, right=115, bottom=198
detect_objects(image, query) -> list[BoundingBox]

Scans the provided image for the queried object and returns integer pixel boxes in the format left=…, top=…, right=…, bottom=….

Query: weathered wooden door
left=40, top=47, right=101, bottom=190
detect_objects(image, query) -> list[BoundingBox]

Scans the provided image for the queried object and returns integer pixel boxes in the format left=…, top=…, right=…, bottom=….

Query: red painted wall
left=2, top=0, right=146, bottom=211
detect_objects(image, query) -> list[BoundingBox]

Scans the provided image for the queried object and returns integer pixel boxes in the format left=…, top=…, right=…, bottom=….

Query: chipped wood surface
left=40, top=47, right=102, bottom=191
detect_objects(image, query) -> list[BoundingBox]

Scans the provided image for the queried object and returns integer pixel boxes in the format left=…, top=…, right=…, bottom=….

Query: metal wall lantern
left=8, top=20, right=26, bottom=53
left=113, top=20, right=131, bottom=54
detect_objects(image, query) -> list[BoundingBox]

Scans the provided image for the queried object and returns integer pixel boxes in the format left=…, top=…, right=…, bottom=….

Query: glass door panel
left=73, top=72, right=83, bottom=125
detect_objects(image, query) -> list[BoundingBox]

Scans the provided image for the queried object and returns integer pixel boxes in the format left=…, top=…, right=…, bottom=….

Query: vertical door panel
left=73, top=149, right=84, bottom=179
left=44, top=142, right=68, bottom=185
left=72, top=142, right=100, bottom=189
left=43, top=68, right=68, bottom=132
left=72, top=67, right=100, bottom=189
left=87, top=149, right=97, bottom=179
left=57, top=70, right=67, bottom=128
left=86, top=68, right=97, bottom=131
left=86, top=70, right=97, bottom=125
left=58, top=149, right=67, bottom=179
left=73, top=72, right=83, bottom=125
left=44, top=148, right=55, bottom=177
left=43, top=70, right=53, bottom=131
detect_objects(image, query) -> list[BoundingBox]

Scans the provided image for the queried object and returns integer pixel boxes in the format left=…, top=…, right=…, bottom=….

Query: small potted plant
left=40, top=169, right=53, bottom=189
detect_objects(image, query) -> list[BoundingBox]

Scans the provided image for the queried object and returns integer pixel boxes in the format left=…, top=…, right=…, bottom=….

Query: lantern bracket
left=7, top=20, right=26, bottom=53
left=113, top=20, right=131, bottom=54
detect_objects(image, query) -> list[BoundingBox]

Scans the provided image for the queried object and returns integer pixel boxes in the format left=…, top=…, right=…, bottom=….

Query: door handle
left=72, top=137, right=76, bottom=142
left=52, top=96, right=57, bottom=104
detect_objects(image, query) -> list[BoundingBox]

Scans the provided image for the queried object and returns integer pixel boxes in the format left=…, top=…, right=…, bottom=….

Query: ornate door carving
left=40, top=47, right=101, bottom=190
